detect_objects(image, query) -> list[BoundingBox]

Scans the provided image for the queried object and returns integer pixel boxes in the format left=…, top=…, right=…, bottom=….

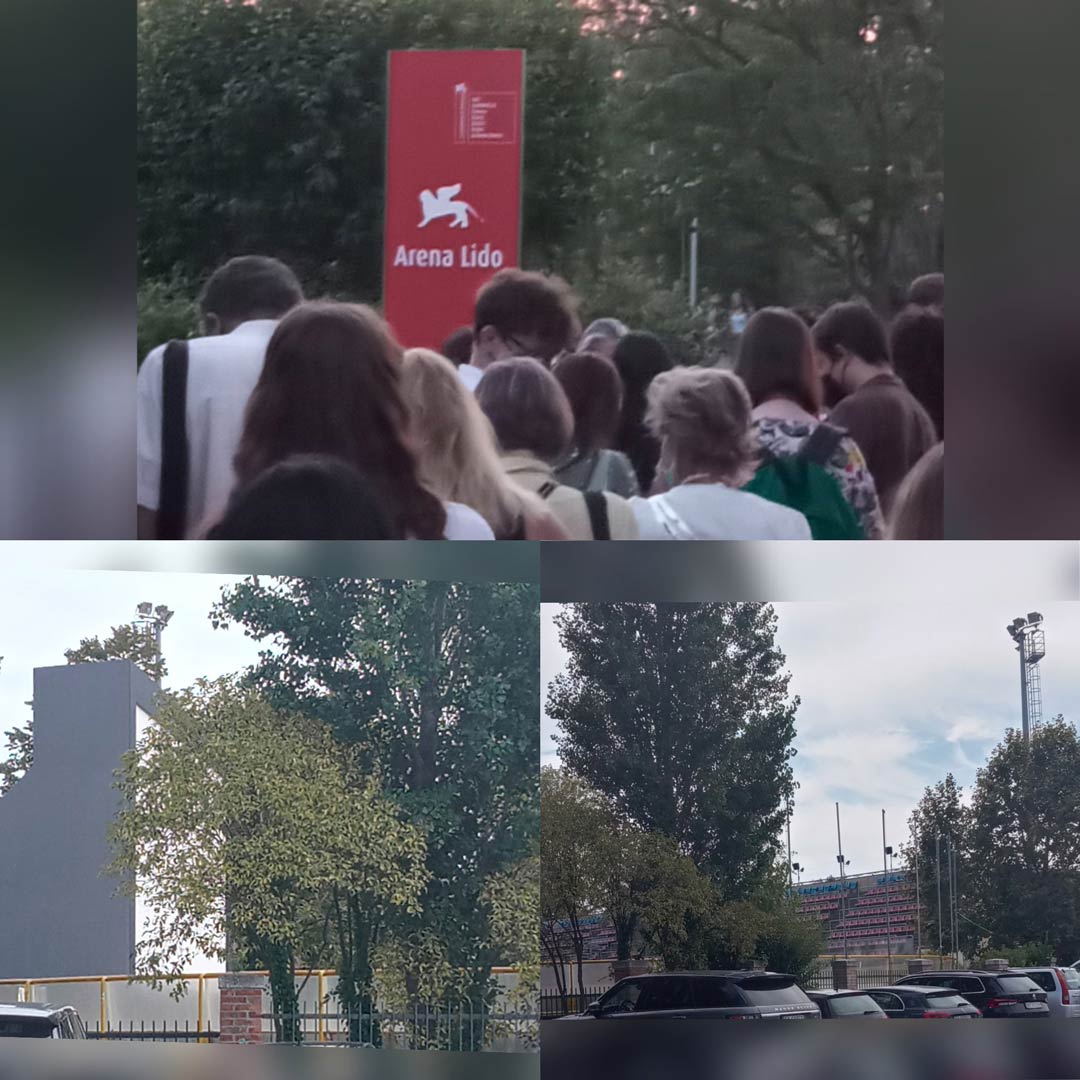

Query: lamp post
left=134, top=602, right=173, bottom=682
left=836, top=803, right=849, bottom=960
left=1006, top=613, right=1046, bottom=742
left=792, top=862, right=802, bottom=885
left=882, top=809, right=893, bottom=976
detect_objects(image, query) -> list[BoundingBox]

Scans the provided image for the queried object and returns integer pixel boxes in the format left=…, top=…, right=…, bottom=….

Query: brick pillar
left=831, top=959, right=858, bottom=990
left=907, top=959, right=934, bottom=976
left=610, top=958, right=651, bottom=982
left=218, top=973, right=268, bottom=1044
left=984, top=958, right=1008, bottom=972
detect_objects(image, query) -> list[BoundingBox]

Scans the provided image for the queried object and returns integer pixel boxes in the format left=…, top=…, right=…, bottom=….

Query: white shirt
left=443, top=501, right=494, bottom=540
left=457, top=363, right=484, bottom=392
left=137, top=320, right=278, bottom=534
left=631, top=483, right=811, bottom=540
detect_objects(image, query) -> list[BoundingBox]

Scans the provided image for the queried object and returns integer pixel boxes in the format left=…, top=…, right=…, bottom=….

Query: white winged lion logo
left=418, top=183, right=483, bottom=229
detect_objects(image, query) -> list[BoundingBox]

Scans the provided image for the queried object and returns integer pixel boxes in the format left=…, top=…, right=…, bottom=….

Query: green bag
left=744, top=424, right=864, bottom=540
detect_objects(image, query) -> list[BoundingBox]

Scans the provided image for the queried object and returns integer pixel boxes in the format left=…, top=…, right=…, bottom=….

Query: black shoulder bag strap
left=582, top=490, right=611, bottom=540
left=158, top=339, right=190, bottom=540
left=799, top=422, right=846, bottom=466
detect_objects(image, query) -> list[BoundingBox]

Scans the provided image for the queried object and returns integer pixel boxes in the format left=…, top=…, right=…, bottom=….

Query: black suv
left=566, top=971, right=820, bottom=1021
left=895, top=970, right=1049, bottom=1018
left=807, top=989, right=888, bottom=1019
left=864, top=985, right=982, bottom=1019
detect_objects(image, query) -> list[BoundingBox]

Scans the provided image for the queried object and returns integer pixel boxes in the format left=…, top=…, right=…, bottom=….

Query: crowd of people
left=136, top=255, right=944, bottom=540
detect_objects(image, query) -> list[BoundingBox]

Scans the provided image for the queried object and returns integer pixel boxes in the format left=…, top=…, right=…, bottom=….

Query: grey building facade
left=0, top=661, right=158, bottom=979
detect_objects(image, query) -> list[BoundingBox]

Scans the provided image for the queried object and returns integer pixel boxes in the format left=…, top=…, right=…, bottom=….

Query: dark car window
left=867, top=991, right=904, bottom=1013
left=925, top=992, right=974, bottom=1009
left=599, top=980, right=644, bottom=1014
left=693, top=979, right=743, bottom=1009
left=952, top=977, right=984, bottom=994
left=1026, top=972, right=1056, bottom=993
left=995, top=976, right=1041, bottom=995
left=1062, top=969, right=1080, bottom=990
left=0, top=1017, right=55, bottom=1038
left=736, top=977, right=810, bottom=1007
left=638, top=977, right=693, bottom=1012
left=827, top=994, right=885, bottom=1017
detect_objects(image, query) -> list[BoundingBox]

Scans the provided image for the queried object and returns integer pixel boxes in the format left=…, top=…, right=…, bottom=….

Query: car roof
left=900, top=969, right=1020, bottom=977
left=0, top=1002, right=67, bottom=1018
left=871, top=984, right=964, bottom=994
left=622, top=970, right=792, bottom=980
left=807, top=989, right=871, bottom=998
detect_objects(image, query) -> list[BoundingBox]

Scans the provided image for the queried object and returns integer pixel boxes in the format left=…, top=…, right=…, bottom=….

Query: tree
left=581, top=0, right=944, bottom=308
left=137, top=0, right=606, bottom=300
left=0, top=720, right=31, bottom=797
left=109, top=678, right=428, bottom=1042
left=65, top=622, right=167, bottom=683
left=903, top=772, right=969, bottom=956
left=548, top=603, right=799, bottom=898
left=211, top=578, right=538, bottom=1021
left=965, top=717, right=1080, bottom=961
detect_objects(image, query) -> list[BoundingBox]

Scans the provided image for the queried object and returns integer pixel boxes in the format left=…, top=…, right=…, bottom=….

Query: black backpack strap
left=799, top=422, right=846, bottom=466
left=582, top=490, right=610, bottom=540
left=158, top=339, right=190, bottom=539
left=537, top=480, right=558, bottom=499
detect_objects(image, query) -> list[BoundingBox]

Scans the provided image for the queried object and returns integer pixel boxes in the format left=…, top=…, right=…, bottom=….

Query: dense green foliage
left=212, top=578, right=539, bottom=1025
left=548, top=602, right=799, bottom=897
left=906, top=717, right=1080, bottom=963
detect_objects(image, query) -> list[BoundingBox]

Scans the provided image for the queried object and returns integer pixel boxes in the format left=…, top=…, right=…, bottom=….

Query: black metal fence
left=264, top=1000, right=538, bottom=1051
left=89, top=1020, right=217, bottom=1042
left=540, top=987, right=604, bottom=1020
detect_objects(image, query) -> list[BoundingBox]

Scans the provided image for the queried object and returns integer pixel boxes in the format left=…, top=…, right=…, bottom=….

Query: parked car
left=864, top=985, right=982, bottom=1019
left=1015, top=967, right=1080, bottom=1019
left=806, top=990, right=888, bottom=1019
left=0, top=1003, right=87, bottom=1038
left=563, top=971, right=821, bottom=1021
left=895, top=970, right=1049, bottom=1018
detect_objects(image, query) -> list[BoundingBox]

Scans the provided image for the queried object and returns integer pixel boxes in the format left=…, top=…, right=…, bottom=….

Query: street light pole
left=688, top=218, right=699, bottom=312
left=882, top=810, right=892, bottom=977
left=836, top=803, right=849, bottom=961
left=935, top=833, right=943, bottom=960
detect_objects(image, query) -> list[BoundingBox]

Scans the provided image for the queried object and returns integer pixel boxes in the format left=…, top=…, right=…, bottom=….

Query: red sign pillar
left=383, top=50, right=524, bottom=351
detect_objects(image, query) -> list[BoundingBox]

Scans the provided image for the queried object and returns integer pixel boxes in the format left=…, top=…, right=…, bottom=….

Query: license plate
left=1025, top=1002, right=1042, bottom=1010
left=953, top=1015, right=974, bottom=1019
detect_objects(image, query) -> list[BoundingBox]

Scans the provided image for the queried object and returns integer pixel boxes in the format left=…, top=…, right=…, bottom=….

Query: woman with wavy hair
left=400, top=348, right=566, bottom=540
left=228, top=302, right=491, bottom=539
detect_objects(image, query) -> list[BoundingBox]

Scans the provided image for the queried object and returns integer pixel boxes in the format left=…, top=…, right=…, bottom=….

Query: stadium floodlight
left=136, top=602, right=153, bottom=617
left=154, top=605, right=174, bottom=625
left=1027, top=612, right=1043, bottom=625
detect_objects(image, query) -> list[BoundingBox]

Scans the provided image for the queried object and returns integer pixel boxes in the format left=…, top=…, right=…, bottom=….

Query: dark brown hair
left=439, top=325, right=473, bottom=367
left=907, top=272, right=944, bottom=309
left=473, top=269, right=579, bottom=363
left=890, top=304, right=944, bottom=438
left=812, top=301, right=890, bottom=367
left=735, top=307, right=821, bottom=415
left=888, top=442, right=944, bottom=539
left=233, top=301, right=447, bottom=539
left=553, top=351, right=624, bottom=455
left=475, top=356, right=574, bottom=463
left=198, top=255, right=303, bottom=325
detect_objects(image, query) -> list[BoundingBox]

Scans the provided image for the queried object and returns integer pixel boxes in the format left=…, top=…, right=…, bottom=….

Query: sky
left=541, top=600, right=1080, bottom=884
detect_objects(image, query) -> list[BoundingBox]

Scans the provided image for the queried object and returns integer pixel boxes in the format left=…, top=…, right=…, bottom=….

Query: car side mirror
left=584, top=1001, right=602, bottom=1017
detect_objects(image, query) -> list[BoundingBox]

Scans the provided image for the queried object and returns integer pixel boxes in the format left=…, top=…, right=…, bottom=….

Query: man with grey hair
left=577, top=317, right=628, bottom=361
left=137, top=255, right=304, bottom=538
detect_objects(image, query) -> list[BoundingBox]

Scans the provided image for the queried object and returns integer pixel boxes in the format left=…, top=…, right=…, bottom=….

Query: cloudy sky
left=541, top=600, right=1080, bottom=883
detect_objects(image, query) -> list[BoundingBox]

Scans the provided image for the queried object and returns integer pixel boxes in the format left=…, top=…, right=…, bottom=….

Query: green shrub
left=138, top=276, right=197, bottom=365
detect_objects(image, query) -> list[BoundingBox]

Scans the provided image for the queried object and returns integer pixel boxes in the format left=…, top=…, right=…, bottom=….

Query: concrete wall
left=0, top=661, right=158, bottom=980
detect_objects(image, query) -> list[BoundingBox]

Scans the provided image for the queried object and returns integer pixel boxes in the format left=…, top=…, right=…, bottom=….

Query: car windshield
left=827, top=994, right=884, bottom=1016
left=737, top=978, right=809, bottom=1007
left=996, top=976, right=1041, bottom=994
left=925, top=993, right=971, bottom=1009
left=0, top=1017, right=54, bottom=1038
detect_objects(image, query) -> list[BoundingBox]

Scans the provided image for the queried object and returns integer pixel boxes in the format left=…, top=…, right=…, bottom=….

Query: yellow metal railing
left=0, top=966, right=519, bottom=1044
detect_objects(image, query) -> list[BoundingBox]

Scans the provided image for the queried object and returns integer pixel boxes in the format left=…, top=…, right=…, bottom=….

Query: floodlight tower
left=1006, top=613, right=1046, bottom=741
left=134, top=602, right=174, bottom=680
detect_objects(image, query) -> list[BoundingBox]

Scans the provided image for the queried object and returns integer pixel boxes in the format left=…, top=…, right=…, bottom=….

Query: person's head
left=471, top=269, right=580, bottom=369
left=887, top=442, right=944, bottom=540
left=890, top=304, right=944, bottom=438
left=474, top=356, right=574, bottom=464
left=645, top=367, right=757, bottom=487
left=577, top=317, right=628, bottom=361
left=400, top=347, right=543, bottom=536
left=735, top=307, right=821, bottom=416
left=233, top=301, right=446, bottom=539
left=197, top=255, right=303, bottom=336
left=552, top=351, right=624, bottom=456
left=205, top=455, right=392, bottom=539
left=811, top=301, right=890, bottom=403
left=907, top=272, right=944, bottom=311
left=792, top=306, right=819, bottom=329
left=612, top=331, right=673, bottom=399
left=440, top=325, right=474, bottom=367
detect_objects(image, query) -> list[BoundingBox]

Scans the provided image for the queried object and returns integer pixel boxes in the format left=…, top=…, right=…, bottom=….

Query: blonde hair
left=400, top=348, right=548, bottom=537
left=887, top=442, right=944, bottom=539
left=645, top=366, right=757, bottom=486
